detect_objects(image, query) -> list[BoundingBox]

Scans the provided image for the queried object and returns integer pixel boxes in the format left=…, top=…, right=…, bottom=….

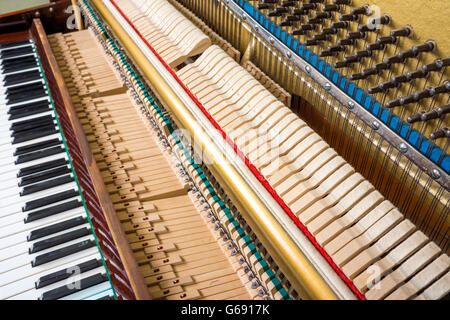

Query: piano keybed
left=46, top=26, right=290, bottom=300
left=0, top=38, right=114, bottom=300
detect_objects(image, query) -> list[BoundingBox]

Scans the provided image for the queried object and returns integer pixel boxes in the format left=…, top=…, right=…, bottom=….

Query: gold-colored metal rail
left=90, top=0, right=338, bottom=300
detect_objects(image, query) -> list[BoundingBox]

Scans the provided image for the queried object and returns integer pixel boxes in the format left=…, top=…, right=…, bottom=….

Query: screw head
left=254, top=25, right=259, bottom=32
left=286, top=51, right=292, bottom=59
left=431, top=169, right=441, bottom=180
left=399, top=143, right=408, bottom=153
left=242, top=14, right=246, bottom=20
left=305, top=65, right=311, bottom=73
left=372, top=121, right=380, bottom=130
left=324, top=83, right=332, bottom=91
left=347, top=101, right=355, bottom=109
left=269, top=37, right=274, bottom=44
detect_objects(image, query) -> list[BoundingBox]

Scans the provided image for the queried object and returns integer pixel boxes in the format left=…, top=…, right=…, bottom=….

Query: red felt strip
left=109, top=0, right=366, bottom=300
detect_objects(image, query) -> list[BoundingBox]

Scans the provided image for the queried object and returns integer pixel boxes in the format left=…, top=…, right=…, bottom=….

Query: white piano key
left=0, top=245, right=99, bottom=286
left=0, top=253, right=101, bottom=300
left=7, top=266, right=105, bottom=300
left=0, top=206, right=85, bottom=245
left=61, top=280, right=111, bottom=300
left=0, top=224, right=91, bottom=262
left=0, top=234, right=95, bottom=274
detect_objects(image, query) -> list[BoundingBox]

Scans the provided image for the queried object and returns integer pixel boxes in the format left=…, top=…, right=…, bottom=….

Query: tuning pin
left=312, top=34, right=332, bottom=42
left=406, top=69, right=429, bottom=80
left=412, top=41, right=436, bottom=55
left=338, top=38, right=355, bottom=46
left=390, top=27, right=412, bottom=38
left=321, top=27, right=338, bottom=35
left=377, top=36, right=397, bottom=45
left=257, top=3, right=274, bottom=10
left=422, top=58, right=450, bottom=73
left=429, top=81, right=450, bottom=96
left=385, top=98, right=402, bottom=108
left=340, top=14, right=358, bottom=21
left=333, top=0, right=352, bottom=5
left=328, top=45, right=345, bottom=53
left=308, top=17, right=325, bottom=25
left=323, top=4, right=340, bottom=12
left=305, top=39, right=323, bottom=47
left=384, top=54, right=405, bottom=65
left=319, top=50, right=336, bottom=57
left=300, top=3, right=317, bottom=11
left=313, top=12, right=332, bottom=20
left=355, top=49, right=372, bottom=59
left=437, top=104, right=450, bottom=117
left=350, top=5, right=371, bottom=15
left=331, top=21, right=349, bottom=29
left=350, top=72, right=366, bottom=80
left=366, top=42, right=385, bottom=51
left=407, top=112, right=425, bottom=123
left=362, top=66, right=381, bottom=77
left=347, top=31, right=366, bottom=40
left=281, top=1, right=297, bottom=7
left=358, top=16, right=391, bottom=33
left=309, top=0, right=326, bottom=3
left=280, top=19, right=294, bottom=27
left=430, top=127, right=450, bottom=140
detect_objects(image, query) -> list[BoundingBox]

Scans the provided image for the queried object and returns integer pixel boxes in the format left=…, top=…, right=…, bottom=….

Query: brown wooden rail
left=29, top=18, right=151, bottom=300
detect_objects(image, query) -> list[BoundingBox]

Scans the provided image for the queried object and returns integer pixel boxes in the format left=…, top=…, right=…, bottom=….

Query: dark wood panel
left=0, top=0, right=72, bottom=34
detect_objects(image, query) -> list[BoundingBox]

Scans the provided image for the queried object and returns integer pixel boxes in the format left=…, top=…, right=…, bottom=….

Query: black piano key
left=12, top=127, right=58, bottom=144
left=1, top=55, right=35, bottom=67
left=0, top=40, right=31, bottom=50
left=8, top=99, right=49, bottom=113
left=16, top=146, right=65, bottom=165
left=0, top=46, right=34, bottom=59
left=5, top=81, right=43, bottom=95
left=14, top=138, right=61, bottom=157
left=3, top=70, right=41, bottom=86
left=28, top=216, right=87, bottom=242
left=39, top=273, right=108, bottom=300
left=31, top=239, right=96, bottom=267
left=6, top=88, right=47, bottom=105
left=9, top=105, right=52, bottom=120
left=10, top=114, right=53, bottom=131
left=20, top=174, right=74, bottom=196
left=29, top=227, right=91, bottom=254
left=35, top=258, right=102, bottom=289
left=23, top=189, right=79, bottom=212
left=19, top=165, right=71, bottom=187
left=25, top=199, right=83, bottom=223
left=18, top=157, right=69, bottom=178
left=2, top=60, right=37, bottom=74
left=12, top=122, right=57, bottom=140
left=97, top=295, right=115, bottom=300
left=12, top=119, right=56, bottom=137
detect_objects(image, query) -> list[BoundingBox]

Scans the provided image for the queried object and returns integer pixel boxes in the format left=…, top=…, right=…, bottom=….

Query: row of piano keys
left=110, top=0, right=450, bottom=299
left=0, top=38, right=115, bottom=300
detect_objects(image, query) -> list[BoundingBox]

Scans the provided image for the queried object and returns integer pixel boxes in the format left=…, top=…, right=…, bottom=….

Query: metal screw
left=399, top=143, right=408, bottom=153
left=324, top=83, right=331, bottom=91
left=372, top=121, right=380, bottom=130
left=254, top=25, right=259, bottom=32
left=347, top=101, right=355, bottom=109
left=269, top=37, right=274, bottom=44
left=286, top=51, right=292, bottom=59
left=305, top=65, right=311, bottom=73
left=242, top=14, right=246, bottom=21
left=431, top=169, right=441, bottom=180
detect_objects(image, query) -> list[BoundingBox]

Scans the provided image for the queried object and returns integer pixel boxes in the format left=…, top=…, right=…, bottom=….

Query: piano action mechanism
left=0, top=0, right=448, bottom=300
